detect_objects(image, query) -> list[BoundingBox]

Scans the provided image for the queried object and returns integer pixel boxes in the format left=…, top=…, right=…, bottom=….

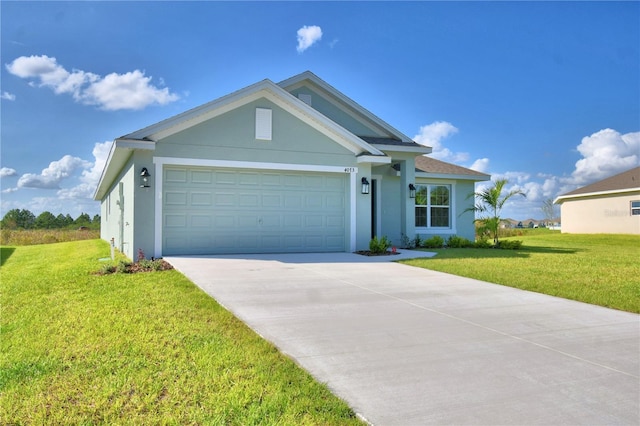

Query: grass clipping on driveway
left=403, top=233, right=640, bottom=314
left=0, top=240, right=359, bottom=425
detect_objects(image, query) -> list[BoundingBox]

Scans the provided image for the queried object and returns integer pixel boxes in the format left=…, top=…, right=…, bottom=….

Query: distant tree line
left=0, top=209, right=100, bottom=230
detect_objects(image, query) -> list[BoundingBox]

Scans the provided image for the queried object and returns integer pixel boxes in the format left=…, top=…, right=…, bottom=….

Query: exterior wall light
left=409, top=183, right=416, bottom=198
left=361, top=177, right=370, bottom=195
left=140, top=167, right=151, bottom=188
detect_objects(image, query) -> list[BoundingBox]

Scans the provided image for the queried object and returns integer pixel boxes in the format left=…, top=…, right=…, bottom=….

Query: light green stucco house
left=94, top=71, right=489, bottom=259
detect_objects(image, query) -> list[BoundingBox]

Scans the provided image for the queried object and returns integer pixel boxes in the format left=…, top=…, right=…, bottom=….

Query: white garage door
left=162, top=166, right=348, bottom=255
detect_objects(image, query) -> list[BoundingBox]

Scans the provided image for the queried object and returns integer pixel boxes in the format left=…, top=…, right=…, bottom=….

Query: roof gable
left=278, top=71, right=419, bottom=145
left=122, top=78, right=383, bottom=157
left=555, top=166, right=640, bottom=203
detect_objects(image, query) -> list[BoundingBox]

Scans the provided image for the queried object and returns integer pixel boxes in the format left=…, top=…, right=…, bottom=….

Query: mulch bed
left=95, top=259, right=174, bottom=275
left=354, top=250, right=400, bottom=256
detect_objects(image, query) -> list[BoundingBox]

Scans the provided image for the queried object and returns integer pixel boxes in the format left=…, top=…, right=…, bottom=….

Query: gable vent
left=298, top=93, right=312, bottom=106
left=255, top=108, right=272, bottom=140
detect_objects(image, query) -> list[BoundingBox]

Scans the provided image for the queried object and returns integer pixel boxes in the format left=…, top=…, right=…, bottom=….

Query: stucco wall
left=288, top=85, right=385, bottom=138
left=560, top=192, right=640, bottom=234
left=99, top=157, right=136, bottom=259
left=155, top=99, right=356, bottom=166
left=376, top=174, right=478, bottom=244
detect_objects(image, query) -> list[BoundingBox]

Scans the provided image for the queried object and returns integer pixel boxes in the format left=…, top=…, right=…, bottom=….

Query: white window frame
left=414, top=183, right=455, bottom=231
left=631, top=200, right=640, bottom=216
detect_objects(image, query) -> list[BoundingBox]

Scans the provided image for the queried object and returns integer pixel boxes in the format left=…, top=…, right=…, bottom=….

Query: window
left=255, top=108, right=272, bottom=140
left=632, top=201, right=640, bottom=216
left=415, top=184, right=451, bottom=228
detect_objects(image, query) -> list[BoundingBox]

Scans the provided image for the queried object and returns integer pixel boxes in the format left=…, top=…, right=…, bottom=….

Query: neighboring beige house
left=554, top=167, right=640, bottom=234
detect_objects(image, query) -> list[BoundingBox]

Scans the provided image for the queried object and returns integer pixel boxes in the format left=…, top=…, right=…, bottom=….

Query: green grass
left=1, top=240, right=360, bottom=425
left=403, top=233, right=640, bottom=313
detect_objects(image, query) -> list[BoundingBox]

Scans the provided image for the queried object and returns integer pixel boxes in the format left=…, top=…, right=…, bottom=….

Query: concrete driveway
left=166, top=251, right=640, bottom=425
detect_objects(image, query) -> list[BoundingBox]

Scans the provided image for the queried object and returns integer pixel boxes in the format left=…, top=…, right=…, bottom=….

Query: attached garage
left=161, top=165, right=349, bottom=255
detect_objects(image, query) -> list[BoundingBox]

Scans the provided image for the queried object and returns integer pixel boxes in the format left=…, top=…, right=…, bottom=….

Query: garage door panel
left=215, top=171, right=237, bottom=185
left=237, top=215, right=259, bottom=227
left=327, top=215, right=345, bottom=228
left=239, top=173, right=260, bottom=185
left=163, top=166, right=348, bottom=255
left=283, top=175, right=303, bottom=187
left=190, top=192, right=212, bottom=206
left=239, top=194, right=259, bottom=207
left=191, top=170, right=212, bottom=184
left=166, top=169, right=187, bottom=183
left=165, top=214, right=186, bottom=228
left=262, top=174, right=281, bottom=186
left=215, top=193, right=235, bottom=206
left=165, top=191, right=187, bottom=205
left=326, top=194, right=345, bottom=208
left=191, top=215, right=211, bottom=228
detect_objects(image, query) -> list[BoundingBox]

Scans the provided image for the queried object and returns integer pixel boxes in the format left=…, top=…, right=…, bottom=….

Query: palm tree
left=465, top=179, right=526, bottom=245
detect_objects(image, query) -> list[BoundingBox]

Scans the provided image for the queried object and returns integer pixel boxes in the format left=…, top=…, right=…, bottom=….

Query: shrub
left=99, top=264, right=116, bottom=275
left=369, top=236, right=391, bottom=254
left=116, top=260, right=132, bottom=274
left=496, top=239, right=523, bottom=250
left=412, top=234, right=422, bottom=248
left=400, top=233, right=413, bottom=249
left=138, top=259, right=154, bottom=269
left=422, top=235, right=444, bottom=248
left=472, top=238, right=493, bottom=249
left=446, top=235, right=472, bottom=248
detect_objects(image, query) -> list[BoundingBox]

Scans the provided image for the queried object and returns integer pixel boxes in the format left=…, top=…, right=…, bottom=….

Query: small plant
left=422, top=235, right=445, bottom=248
left=138, top=258, right=154, bottom=269
left=496, top=239, right=523, bottom=250
left=412, top=234, right=422, bottom=249
left=137, top=248, right=146, bottom=262
left=99, top=263, right=116, bottom=275
left=472, top=238, right=493, bottom=249
left=116, top=260, right=132, bottom=274
left=400, top=233, right=413, bottom=249
left=369, top=236, right=391, bottom=254
left=446, top=235, right=472, bottom=248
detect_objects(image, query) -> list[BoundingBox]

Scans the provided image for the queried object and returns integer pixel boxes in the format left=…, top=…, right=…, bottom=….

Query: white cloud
left=470, top=158, right=490, bottom=173
left=478, top=128, right=640, bottom=220
left=414, top=121, right=458, bottom=149
left=297, top=25, right=323, bottom=53
left=0, top=167, right=17, bottom=177
left=17, top=155, right=91, bottom=189
left=58, top=141, right=112, bottom=199
left=571, top=129, right=639, bottom=185
left=6, top=55, right=178, bottom=110
left=1, top=92, right=16, bottom=101
left=79, top=70, right=179, bottom=111
left=414, top=121, right=492, bottom=168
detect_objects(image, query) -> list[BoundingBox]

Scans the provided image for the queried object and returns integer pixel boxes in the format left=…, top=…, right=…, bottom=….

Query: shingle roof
left=559, top=166, right=640, bottom=197
left=415, top=155, right=490, bottom=179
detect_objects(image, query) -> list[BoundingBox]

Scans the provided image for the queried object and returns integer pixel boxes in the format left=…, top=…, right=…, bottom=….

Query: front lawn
left=0, top=240, right=360, bottom=424
left=403, top=233, right=640, bottom=313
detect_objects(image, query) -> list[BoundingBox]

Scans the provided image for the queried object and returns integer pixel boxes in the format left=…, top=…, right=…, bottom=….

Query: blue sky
left=2, top=1, right=639, bottom=220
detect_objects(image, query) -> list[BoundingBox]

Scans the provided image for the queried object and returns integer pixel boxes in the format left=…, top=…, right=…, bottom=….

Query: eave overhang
left=93, top=139, right=156, bottom=200
left=554, top=187, right=640, bottom=204
left=414, top=171, right=491, bottom=182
